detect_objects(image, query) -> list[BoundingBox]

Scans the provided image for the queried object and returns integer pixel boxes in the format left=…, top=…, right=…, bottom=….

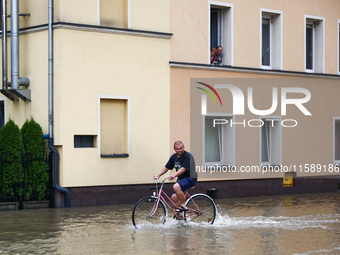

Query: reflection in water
left=0, top=192, right=339, bottom=254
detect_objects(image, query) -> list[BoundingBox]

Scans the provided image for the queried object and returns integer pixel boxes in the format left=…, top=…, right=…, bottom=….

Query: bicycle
left=132, top=177, right=217, bottom=229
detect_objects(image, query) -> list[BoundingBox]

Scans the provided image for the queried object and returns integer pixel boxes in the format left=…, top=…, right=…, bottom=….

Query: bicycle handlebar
left=153, top=176, right=168, bottom=183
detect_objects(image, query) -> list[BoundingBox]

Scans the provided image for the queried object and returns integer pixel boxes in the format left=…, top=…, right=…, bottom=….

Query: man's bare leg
left=173, top=183, right=186, bottom=208
left=171, top=193, right=180, bottom=207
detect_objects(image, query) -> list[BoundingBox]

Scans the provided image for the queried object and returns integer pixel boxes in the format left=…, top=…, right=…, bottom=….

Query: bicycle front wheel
left=132, top=196, right=167, bottom=229
left=185, top=194, right=217, bottom=224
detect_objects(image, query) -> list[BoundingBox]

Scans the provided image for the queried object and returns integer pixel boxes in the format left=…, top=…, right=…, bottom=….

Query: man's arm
left=154, top=167, right=169, bottom=179
left=169, top=167, right=186, bottom=181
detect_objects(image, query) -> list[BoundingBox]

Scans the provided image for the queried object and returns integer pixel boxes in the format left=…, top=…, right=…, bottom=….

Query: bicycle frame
left=148, top=177, right=201, bottom=220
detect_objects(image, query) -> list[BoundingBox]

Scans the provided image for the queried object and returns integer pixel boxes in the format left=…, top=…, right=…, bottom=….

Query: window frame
left=209, top=1, right=233, bottom=66
left=74, top=135, right=96, bottom=148
left=304, top=15, right=325, bottom=73
left=98, top=95, right=131, bottom=157
left=260, top=116, right=282, bottom=166
left=0, top=98, right=6, bottom=129
left=202, top=113, right=235, bottom=167
left=260, top=9, right=283, bottom=70
left=338, top=20, right=340, bottom=75
left=333, top=117, right=340, bottom=165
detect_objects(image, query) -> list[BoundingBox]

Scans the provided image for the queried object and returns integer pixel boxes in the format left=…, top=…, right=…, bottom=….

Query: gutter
left=48, top=0, right=70, bottom=208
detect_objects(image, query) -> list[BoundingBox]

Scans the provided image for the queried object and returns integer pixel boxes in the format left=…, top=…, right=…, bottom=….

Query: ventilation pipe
left=11, top=0, right=19, bottom=89
left=0, top=0, right=31, bottom=101
left=1, top=0, right=30, bottom=101
left=48, top=0, right=70, bottom=208
left=11, top=0, right=30, bottom=89
left=2, top=0, right=7, bottom=90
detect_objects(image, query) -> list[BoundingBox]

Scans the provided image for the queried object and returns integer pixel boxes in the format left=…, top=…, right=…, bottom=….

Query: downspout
left=10, top=0, right=19, bottom=89
left=2, top=0, right=7, bottom=90
left=48, top=0, right=70, bottom=208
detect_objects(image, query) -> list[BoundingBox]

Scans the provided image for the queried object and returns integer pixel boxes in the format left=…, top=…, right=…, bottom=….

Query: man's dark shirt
left=165, top=151, right=197, bottom=181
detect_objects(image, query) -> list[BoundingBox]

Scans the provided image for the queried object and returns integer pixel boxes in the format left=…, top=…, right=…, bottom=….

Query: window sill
left=100, top=154, right=129, bottom=158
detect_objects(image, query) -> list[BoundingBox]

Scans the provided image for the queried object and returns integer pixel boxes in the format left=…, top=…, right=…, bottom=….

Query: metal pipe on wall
left=9, top=0, right=30, bottom=91
left=48, top=0, right=70, bottom=208
left=48, top=0, right=53, bottom=138
left=11, top=0, right=19, bottom=90
left=2, top=0, right=7, bottom=90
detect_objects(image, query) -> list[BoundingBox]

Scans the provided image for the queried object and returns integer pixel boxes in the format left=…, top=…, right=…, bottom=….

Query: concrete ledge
left=0, top=202, right=19, bottom=211
left=23, top=201, right=50, bottom=210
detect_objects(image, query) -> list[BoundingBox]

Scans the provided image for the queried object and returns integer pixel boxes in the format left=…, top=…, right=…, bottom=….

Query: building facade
left=1, top=0, right=340, bottom=207
left=169, top=0, right=340, bottom=195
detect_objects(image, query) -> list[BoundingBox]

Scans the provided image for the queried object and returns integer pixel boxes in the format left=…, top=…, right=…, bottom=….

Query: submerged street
left=0, top=192, right=339, bottom=254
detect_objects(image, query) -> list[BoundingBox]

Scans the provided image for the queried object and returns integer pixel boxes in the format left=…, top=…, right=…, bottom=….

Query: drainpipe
left=2, top=0, right=7, bottom=90
left=11, top=0, right=19, bottom=89
left=48, top=0, right=70, bottom=208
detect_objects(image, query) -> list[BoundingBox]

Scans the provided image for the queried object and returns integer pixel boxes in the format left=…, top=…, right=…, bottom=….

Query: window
left=260, top=117, right=281, bottom=166
left=203, top=115, right=235, bottom=166
left=262, top=18, right=271, bottom=66
left=210, top=2, right=233, bottom=66
left=0, top=100, right=5, bottom=129
left=306, top=23, right=314, bottom=70
left=74, top=135, right=96, bottom=148
left=260, top=9, right=282, bottom=69
left=99, top=0, right=129, bottom=28
left=305, top=16, right=325, bottom=73
left=99, top=96, right=130, bottom=157
left=210, top=8, right=222, bottom=54
left=334, top=118, right=340, bottom=164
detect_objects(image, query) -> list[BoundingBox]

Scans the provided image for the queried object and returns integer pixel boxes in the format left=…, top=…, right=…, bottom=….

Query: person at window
left=214, top=46, right=223, bottom=65
left=154, top=140, right=197, bottom=212
left=211, top=48, right=216, bottom=64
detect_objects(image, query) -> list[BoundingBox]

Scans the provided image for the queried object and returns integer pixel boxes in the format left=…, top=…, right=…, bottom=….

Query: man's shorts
left=177, top=177, right=197, bottom=192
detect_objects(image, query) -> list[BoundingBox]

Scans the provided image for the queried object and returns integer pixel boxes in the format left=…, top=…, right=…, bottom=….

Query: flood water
left=0, top=192, right=339, bottom=255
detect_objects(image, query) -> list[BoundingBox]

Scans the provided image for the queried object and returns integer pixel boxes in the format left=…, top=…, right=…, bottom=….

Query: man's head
left=216, top=46, right=223, bottom=55
left=174, top=140, right=185, bottom=156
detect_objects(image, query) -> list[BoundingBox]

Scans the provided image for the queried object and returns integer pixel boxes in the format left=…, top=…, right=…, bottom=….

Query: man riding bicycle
left=154, top=140, right=197, bottom=212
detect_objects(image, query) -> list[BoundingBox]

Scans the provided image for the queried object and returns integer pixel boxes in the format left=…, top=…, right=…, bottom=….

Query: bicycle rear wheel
left=185, top=194, right=217, bottom=224
left=132, top=196, right=167, bottom=229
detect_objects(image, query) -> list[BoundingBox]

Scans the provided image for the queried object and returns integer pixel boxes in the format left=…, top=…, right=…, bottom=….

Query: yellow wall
left=130, top=0, right=170, bottom=32
left=59, top=0, right=98, bottom=25
left=17, top=0, right=169, bottom=32
left=20, top=0, right=48, bottom=28
left=0, top=30, right=49, bottom=131
left=1, top=12, right=171, bottom=189
left=53, top=29, right=170, bottom=186
left=0, top=0, right=171, bottom=187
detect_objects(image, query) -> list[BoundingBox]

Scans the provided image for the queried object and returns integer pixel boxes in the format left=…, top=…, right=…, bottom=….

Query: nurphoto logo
left=196, top=81, right=312, bottom=128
